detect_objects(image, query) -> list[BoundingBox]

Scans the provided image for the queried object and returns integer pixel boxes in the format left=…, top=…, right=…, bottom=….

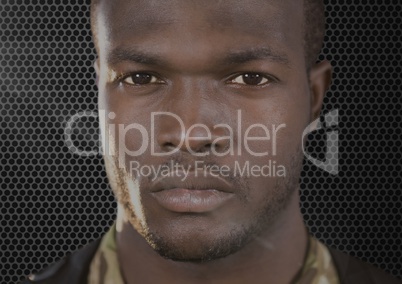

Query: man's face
left=95, top=0, right=312, bottom=261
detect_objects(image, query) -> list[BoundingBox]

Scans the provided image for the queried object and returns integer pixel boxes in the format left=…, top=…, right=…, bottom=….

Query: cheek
left=243, top=102, right=309, bottom=160
left=269, top=89, right=311, bottom=156
left=100, top=109, right=154, bottom=166
left=238, top=97, right=309, bottom=198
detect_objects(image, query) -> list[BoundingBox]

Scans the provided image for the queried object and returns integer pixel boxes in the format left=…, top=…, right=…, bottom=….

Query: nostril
left=197, top=143, right=214, bottom=154
left=163, top=142, right=176, bottom=150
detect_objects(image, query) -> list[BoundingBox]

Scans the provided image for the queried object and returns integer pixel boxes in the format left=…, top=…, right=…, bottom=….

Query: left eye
left=122, top=73, right=161, bottom=85
left=230, top=73, right=270, bottom=86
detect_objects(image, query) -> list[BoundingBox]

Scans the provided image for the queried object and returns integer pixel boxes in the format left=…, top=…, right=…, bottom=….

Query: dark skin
left=94, top=0, right=332, bottom=283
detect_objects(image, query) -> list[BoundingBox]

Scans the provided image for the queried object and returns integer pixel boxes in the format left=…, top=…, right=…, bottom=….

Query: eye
left=122, top=73, right=162, bottom=86
left=229, top=73, right=270, bottom=86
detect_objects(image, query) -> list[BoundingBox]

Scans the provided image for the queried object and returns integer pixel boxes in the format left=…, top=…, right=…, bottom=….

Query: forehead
left=95, top=0, right=304, bottom=65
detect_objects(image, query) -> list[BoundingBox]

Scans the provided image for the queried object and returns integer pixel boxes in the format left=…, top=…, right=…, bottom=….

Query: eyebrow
left=107, top=46, right=290, bottom=68
left=107, top=48, right=165, bottom=66
left=222, top=47, right=290, bottom=67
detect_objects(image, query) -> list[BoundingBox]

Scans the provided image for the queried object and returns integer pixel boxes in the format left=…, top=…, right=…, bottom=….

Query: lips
left=149, top=171, right=235, bottom=213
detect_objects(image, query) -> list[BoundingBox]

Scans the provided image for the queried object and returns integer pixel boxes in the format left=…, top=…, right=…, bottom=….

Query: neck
left=116, top=190, right=308, bottom=284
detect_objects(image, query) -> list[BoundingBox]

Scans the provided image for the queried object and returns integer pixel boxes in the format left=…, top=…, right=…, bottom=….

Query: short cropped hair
left=90, top=0, right=325, bottom=69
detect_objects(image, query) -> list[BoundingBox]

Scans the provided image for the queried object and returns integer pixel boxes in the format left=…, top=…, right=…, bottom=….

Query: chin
left=142, top=222, right=254, bottom=263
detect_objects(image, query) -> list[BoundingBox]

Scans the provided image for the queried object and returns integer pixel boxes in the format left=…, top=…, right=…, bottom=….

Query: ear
left=94, top=58, right=100, bottom=87
left=308, top=60, right=332, bottom=122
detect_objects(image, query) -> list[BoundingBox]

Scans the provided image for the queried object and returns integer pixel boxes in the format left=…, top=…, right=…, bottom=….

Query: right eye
left=228, top=73, right=271, bottom=86
left=122, top=73, right=163, bottom=85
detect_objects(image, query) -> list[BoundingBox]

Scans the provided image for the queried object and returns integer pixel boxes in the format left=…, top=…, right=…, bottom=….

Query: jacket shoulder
left=20, top=238, right=101, bottom=284
left=328, top=246, right=402, bottom=284
left=20, top=239, right=402, bottom=284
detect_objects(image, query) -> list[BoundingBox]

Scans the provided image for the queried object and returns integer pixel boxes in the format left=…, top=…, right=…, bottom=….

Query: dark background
left=0, top=0, right=401, bottom=283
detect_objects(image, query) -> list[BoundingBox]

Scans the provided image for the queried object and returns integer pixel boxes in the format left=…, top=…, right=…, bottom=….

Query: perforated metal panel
left=0, top=1, right=401, bottom=283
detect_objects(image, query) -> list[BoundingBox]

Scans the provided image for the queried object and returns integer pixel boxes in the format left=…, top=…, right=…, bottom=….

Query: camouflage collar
left=87, top=224, right=339, bottom=284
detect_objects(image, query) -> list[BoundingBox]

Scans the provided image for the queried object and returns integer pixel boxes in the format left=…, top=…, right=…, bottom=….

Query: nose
left=155, top=83, right=229, bottom=156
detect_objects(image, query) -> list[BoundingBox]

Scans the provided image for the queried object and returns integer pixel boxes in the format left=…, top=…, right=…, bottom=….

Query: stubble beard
left=103, top=146, right=303, bottom=263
